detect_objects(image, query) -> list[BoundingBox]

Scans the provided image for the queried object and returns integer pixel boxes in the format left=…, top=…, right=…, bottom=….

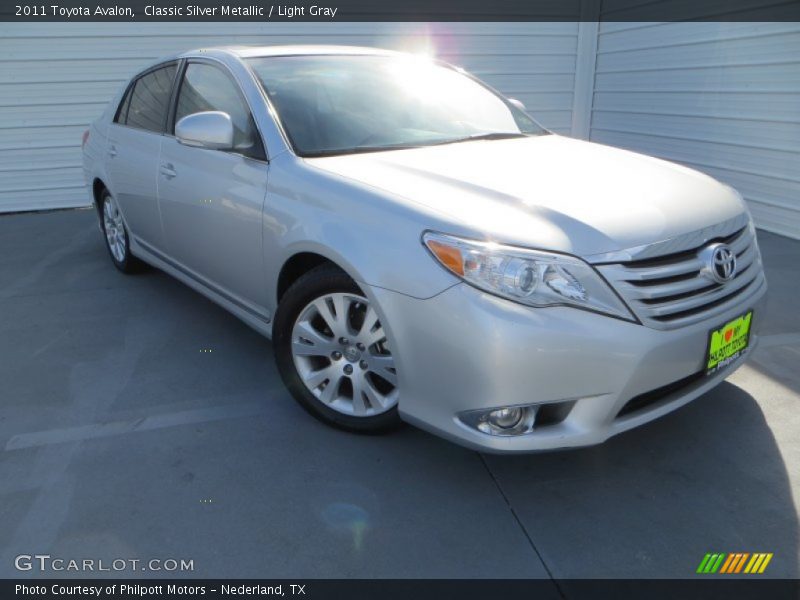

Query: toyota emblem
left=701, top=242, right=737, bottom=284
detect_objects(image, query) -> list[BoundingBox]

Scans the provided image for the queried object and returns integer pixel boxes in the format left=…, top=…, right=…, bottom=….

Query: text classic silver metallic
left=82, top=46, right=767, bottom=453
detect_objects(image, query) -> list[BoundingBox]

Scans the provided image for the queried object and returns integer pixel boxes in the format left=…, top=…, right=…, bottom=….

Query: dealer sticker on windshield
left=706, top=310, right=753, bottom=375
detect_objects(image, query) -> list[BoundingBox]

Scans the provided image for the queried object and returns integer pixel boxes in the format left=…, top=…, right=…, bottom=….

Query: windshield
left=246, top=54, right=547, bottom=157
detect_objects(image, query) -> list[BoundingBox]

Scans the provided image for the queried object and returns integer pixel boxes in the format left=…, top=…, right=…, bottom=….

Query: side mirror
left=175, top=111, right=233, bottom=150
left=508, top=98, right=526, bottom=111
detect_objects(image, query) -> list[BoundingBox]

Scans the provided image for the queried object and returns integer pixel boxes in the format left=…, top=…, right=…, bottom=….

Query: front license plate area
left=705, top=310, right=753, bottom=376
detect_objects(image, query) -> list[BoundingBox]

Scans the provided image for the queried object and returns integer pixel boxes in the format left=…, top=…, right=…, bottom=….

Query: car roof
left=181, top=45, right=404, bottom=60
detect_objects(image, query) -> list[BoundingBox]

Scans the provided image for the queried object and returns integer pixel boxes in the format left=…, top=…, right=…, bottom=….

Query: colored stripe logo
left=697, top=552, right=773, bottom=574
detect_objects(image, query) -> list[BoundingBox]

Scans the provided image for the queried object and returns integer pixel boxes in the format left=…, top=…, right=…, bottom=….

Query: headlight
left=423, top=231, right=635, bottom=321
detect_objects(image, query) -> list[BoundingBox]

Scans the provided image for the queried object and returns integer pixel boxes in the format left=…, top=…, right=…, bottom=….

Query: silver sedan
left=82, top=46, right=766, bottom=452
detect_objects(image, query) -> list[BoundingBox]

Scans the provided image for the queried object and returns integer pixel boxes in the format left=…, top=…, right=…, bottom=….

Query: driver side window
left=174, top=62, right=266, bottom=160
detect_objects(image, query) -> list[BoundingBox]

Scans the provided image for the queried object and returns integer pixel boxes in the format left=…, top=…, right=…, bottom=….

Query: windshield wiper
left=427, top=132, right=531, bottom=146
left=302, top=133, right=535, bottom=158
left=303, top=143, right=427, bottom=158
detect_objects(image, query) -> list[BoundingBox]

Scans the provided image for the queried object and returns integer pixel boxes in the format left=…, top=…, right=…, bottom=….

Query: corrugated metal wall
left=3, top=20, right=799, bottom=239
left=0, top=22, right=580, bottom=212
left=589, top=22, right=800, bottom=239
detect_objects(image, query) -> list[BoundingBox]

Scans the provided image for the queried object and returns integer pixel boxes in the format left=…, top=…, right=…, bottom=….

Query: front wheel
left=273, top=265, right=401, bottom=433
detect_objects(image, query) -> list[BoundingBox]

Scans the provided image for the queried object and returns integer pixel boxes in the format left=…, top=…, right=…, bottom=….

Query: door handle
left=108, top=145, right=118, bottom=158
left=159, top=163, right=177, bottom=179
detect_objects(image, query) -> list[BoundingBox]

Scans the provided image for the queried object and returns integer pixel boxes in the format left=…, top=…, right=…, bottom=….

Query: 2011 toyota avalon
left=81, top=46, right=766, bottom=453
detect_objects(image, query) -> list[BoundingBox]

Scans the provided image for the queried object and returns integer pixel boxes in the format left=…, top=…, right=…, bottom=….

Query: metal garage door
left=0, top=22, right=580, bottom=213
left=589, top=22, right=800, bottom=239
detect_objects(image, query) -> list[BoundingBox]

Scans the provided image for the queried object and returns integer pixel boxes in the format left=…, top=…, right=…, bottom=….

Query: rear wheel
left=273, top=265, right=401, bottom=432
left=100, top=190, right=144, bottom=273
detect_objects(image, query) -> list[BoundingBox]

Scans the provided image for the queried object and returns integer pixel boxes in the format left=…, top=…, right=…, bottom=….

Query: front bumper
left=365, top=280, right=767, bottom=453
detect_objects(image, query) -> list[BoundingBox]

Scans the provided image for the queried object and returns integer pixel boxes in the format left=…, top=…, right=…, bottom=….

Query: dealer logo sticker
left=706, top=310, right=753, bottom=375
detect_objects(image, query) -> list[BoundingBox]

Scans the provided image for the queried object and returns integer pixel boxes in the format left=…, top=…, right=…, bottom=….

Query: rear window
left=120, top=63, right=177, bottom=133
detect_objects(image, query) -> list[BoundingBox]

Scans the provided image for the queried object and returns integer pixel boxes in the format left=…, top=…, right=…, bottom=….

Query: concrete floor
left=0, top=208, right=798, bottom=580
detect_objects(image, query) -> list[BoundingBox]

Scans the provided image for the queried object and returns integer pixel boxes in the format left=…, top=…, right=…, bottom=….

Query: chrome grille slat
left=735, top=243, right=757, bottom=271
left=728, top=228, right=750, bottom=254
left=596, top=221, right=764, bottom=330
left=614, top=259, right=704, bottom=281
left=621, top=242, right=759, bottom=302
left=641, top=268, right=757, bottom=317
left=648, top=277, right=765, bottom=329
left=618, top=273, right=715, bottom=301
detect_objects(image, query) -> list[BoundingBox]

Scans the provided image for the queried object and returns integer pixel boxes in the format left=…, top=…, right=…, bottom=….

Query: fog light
left=460, top=405, right=538, bottom=437
left=488, top=407, right=523, bottom=429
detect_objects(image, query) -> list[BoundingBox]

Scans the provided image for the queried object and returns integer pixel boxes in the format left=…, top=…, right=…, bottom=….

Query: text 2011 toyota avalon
left=82, top=46, right=766, bottom=452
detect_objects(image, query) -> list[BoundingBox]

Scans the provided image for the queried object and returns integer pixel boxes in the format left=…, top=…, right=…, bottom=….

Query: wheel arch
left=92, top=177, right=108, bottom=220
left=276, top=251, right=347, bottom=305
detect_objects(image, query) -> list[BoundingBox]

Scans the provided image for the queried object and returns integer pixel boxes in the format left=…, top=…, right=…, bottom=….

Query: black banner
left=1, top=0, right=800, bottom=22
left=4, top=579, right=800, bottom=600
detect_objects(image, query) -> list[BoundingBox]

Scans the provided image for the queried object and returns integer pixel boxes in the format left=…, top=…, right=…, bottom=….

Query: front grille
left=596, top=223, right=765, bottom=330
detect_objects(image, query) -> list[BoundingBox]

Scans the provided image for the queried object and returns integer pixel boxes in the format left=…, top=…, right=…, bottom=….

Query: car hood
left=305, top=134, right=747, bottom=258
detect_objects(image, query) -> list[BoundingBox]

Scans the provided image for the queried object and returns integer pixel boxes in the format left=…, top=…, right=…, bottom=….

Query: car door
left=106, top=62, right=178, bottom=252
left=157, top=59, right=269, bottom=309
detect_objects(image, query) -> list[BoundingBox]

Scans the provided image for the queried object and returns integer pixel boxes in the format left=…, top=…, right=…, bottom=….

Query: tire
left=100, top=189, right=144, bottom=274
left=273, top=264, right=402, bottom=433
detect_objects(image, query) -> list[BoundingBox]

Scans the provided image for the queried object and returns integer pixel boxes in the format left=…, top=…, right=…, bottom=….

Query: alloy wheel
left=290, top=292, right=398, bottom=417
left=103, top=195, right=127, bottom=263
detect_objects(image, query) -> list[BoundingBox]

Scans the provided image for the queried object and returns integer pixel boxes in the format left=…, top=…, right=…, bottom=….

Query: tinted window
left=114, top=85, right=132, bottom=124
left=125, top=64, right=177, bottom=133
left=175, top=62, right=265, bottom=159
